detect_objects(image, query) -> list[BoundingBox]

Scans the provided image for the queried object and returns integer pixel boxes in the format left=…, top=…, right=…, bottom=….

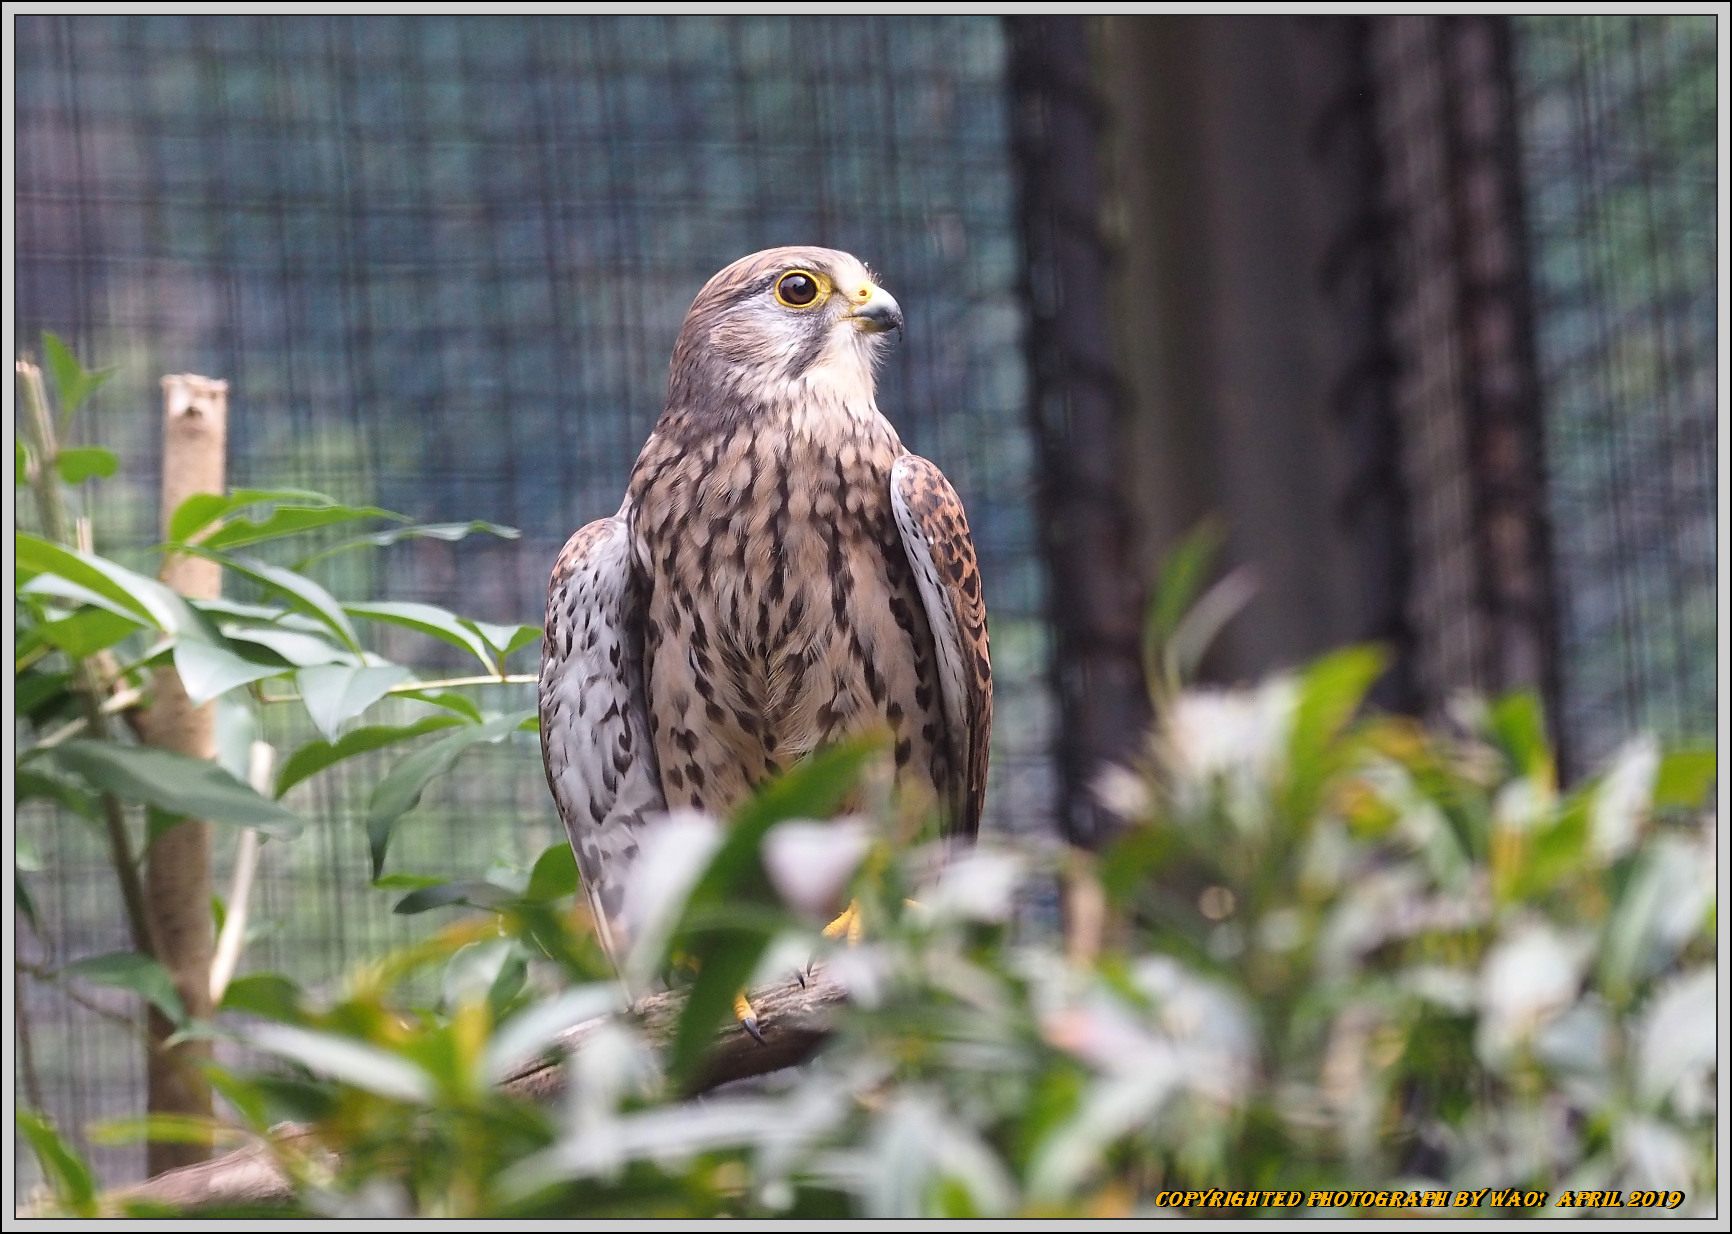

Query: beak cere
left=851, top=285, right=904, bottom=336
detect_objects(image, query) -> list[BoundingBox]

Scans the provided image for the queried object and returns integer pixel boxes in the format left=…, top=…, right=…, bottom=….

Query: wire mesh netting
left=13, top=14, right=1052, bottom=1187
left=1514, top=15, right=1719, bottom=772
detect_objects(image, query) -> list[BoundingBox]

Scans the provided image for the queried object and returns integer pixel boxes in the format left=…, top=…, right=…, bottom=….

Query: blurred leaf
left=16, top=871, right=42, bottom=934
left=203, top=1066, right=272, bottom=1132
left=88, top=1114, right=244, bottom=1149
left=195, top=503, right=406, bottom=553
left=526, top=842, right=579, bottom=902
left=169, top=493, right=235, bottom=544
left=1635, top=968, right=1715, bottom=1110
left=345, top=601, right=497, bottom=673
left=1489, top=693, right=1555, bottom=791
left=295, top=663, right=412, bottom=741
left=219, top=622, right=355, bottom=669
left=175, top=638, right=287, bottom=705
left=1285, top=645, right=1386, bottom=818
left=51, top=739, right=304, bottom=839
left=17, top=438, right=29, bottom=485
left=1652, top=747, right=1715, bottom=809
left=35, top=607, right=148, bottom=659
left=465, top=619, right=543, bottom=661
left=211, top=553, right=363, bottom=655
left=275, top=715, right=465, bottom=798
left=481, top=983, right=622, bottom=1085
left=1145, top=518, right=1226, bottom=660
left=15, top=668, right=74, bottom=722
left=294, top=519, right=521, bottom=569
left=397, top=689, right=485, bottom=724
left=168, top=487, right=363, bottom=544
left=667, top=736, right=881, bottom=1086
left=54, top=445, right=118, bottom=486
left=365, top=710, right=534, bottom=878
left=15, top=532, right=192, bottom=633
left=244, top=1022, right=437, bottom=1103
left=393, top=880, right=518, bottom=915
left=1599, top=836, right=1714, bottom=1003
left=43, top=330, right=115, bottom=424
left=218, top=973, right=306, bottom=1024
left=61, top=951, right=187, bottom=1025
left=16, top=1107, right=97, bottom=1217
left=14, top=767, right=101, bottom=822
left=1163, top=565, right=1258, bottom=687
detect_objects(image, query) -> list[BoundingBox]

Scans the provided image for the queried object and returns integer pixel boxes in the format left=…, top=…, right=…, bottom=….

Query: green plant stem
left=17, top=360, right=160, bottom=961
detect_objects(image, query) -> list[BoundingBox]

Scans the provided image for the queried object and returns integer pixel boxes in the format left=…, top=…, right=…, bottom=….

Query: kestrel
left=540, top=246, right=991, bottom=974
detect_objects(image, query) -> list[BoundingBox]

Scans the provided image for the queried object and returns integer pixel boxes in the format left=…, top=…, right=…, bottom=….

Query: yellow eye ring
left=774, top=269, right=828, bottom=309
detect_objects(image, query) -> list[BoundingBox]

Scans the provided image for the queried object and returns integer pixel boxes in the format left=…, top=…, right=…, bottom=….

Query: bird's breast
left=628, top=416, right=951, bottom=816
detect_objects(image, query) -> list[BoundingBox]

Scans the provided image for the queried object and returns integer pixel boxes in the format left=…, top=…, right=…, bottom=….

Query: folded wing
left=539, top=502, right=664, bottom=967
left=890, top=453, right=993, bottom=838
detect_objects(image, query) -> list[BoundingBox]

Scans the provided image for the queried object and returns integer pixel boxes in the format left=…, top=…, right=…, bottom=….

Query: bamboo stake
left=133, top=373, right=229, bottom=1175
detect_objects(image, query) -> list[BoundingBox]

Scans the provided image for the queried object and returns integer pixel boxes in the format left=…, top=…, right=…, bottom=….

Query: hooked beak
left=848, top=284, right=904, bottom=337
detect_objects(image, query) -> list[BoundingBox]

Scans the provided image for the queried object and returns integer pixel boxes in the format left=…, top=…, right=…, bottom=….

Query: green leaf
left=169, top=493, right=235, bottom=544
left=393, top=880, right=519, bottom=915
left=17, top=438, right=30, bottom=485
left=43, top=330, right=115, bottom=424
left=344, top=600, right=497, bottom=673
left=465, top=620, right=543, bottom=661
left=17, top=871, right=42, bottom=934
left=295, top=663, right=412, bottom=741
left=14, top=767, right=101, bottom=822
left=174, top=639, right=287, bottom=705
left=218, top=973, right=306, bottom=1024
left=293, top=518, right=521, bottom=569
left=1144, top=519, right=1226, bottom=683
left=666, top=736, right=881, bottom=1086
left=168, top=487, right=355, bottom=545
left=61, top=951, right=187, bottom=1025
left=211, top=552, right=363, bottom=654
left=365, top=710, right=533, bottom=877
left=1489, top=692, right=1555, bottom=787
left=397, top=689, right=485, bottom=724
left=54, top=446, right=119, bottom=486
left=16, top=1107, right=97, bottom=1217
left=34, top=607, right=146, bottom=659
left=51, top=739, right=304, bottom=839
left=88, top=1114, right=241, bottom=1149
left=218, top=622, right=355, bottom=668
left=196, top=503, right=407, bottom=553
left=525, top=842, right=579, bottom=902
left=243, top=1022, right=437, bottom=1104
left=1653, top=747, right=1716, bottom=809
left=15, top=669, right=75, bottom=726
left=275, top=715, right=466, bottom=798
left=14, top=532, right=193, bottom=633
left=1285, top=644, right=1387, bottom=820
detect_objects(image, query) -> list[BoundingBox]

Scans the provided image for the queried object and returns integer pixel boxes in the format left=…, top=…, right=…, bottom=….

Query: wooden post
left=135, top=374, right=228, bottom=1175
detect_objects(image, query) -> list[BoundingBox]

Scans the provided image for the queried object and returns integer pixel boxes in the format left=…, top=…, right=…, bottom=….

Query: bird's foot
left=821, top=900, right=864, bottom=945
left=733, top=991, right=766, bottom=1045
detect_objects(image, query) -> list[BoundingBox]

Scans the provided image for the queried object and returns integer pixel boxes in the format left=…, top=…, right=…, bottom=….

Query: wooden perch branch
left=94, top=967, right=849, bottom=1214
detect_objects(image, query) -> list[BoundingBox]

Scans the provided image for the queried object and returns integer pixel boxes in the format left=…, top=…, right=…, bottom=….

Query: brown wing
left=890, top=453, right=992, bottom=838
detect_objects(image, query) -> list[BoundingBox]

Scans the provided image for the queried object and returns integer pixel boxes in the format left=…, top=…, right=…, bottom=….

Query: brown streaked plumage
left=540, top=246, right=992, bottom=960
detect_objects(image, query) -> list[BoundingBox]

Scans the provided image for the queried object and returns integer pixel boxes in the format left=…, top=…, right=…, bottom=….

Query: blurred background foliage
left=11, top=12, right=1721, bottom=1210
left=20, top=521, right=1718, bottom=1214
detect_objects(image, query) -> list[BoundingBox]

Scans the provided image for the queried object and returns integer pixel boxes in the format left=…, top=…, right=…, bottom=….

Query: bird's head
left=665, top=246, right=903, bottom=424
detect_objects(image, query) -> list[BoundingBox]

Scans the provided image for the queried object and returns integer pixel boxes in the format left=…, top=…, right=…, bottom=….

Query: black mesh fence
left=14, top=14, right=1052, bottom=1188
left=1514, top=15, right=1719, bottom=771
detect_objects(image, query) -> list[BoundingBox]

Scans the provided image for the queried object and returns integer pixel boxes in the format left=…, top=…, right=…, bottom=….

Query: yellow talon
left=822, top=900, right=864, bottom=945
left=734, top=991, right=765, bottom=1044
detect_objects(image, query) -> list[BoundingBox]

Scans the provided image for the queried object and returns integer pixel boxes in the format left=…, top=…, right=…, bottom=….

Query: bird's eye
left=775, top=270, right=822, bottom=308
